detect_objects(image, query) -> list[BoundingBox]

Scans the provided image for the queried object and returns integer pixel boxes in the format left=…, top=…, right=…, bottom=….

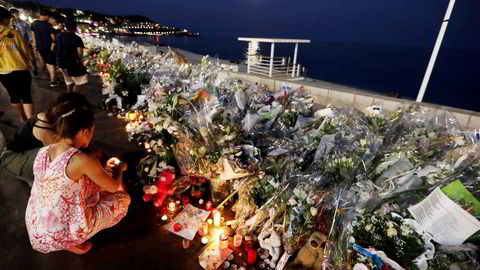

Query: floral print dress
left=25, top=146, right=130, bottom=253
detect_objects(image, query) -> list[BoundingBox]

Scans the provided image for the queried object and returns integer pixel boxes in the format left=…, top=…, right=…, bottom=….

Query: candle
left=161, top=215, right=168, bottom=221
left=207, top=219, right=213, bottom=225
left=219, top=233, right=228, bottom=250
left=201, top=236, right=209, bottom=244
left=213, top=228, right=224, bottom=245
left=168, top=202, right=176, bottom=212
left=182, top=195, right=189, bottom=205
left=244, top=235, right=253, bottom=251
left=247, top=249, right=257, bottom=264
left=233, top=234, right=243, bottom=248
left=213, top=210, right=221, bottom=227
left=203, top=221, right=209, bottom=235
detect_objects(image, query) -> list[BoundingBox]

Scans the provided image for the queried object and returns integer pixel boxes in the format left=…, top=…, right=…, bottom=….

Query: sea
left=117, top=36, right=480, bottom=112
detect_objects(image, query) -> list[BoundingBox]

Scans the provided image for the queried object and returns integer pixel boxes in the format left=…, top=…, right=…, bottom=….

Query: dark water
left=120, top=36, right=480, bottom=112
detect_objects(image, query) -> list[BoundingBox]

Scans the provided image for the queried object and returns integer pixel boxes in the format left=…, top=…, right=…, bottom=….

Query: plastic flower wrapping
left=84, top=36, right=480, bottom=270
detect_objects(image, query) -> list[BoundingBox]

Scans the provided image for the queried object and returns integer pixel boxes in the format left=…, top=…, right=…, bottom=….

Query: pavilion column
left=247, top=42, right=251, bottom=74
left=269, top=43, right=275, bottom=77
left=292, top=43, right=298, bottom=77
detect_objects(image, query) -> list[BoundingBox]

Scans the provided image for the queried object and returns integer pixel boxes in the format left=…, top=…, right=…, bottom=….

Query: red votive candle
left=247, top=249, right=257, bottom=264
left=182, top=195, right=189, bottom=206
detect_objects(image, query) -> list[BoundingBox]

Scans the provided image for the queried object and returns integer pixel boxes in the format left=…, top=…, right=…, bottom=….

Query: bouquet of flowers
left=350, top=212, right=430, bottom=269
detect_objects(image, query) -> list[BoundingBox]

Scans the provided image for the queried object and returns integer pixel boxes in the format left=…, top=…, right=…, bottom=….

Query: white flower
left=157, top=139, right=163, bottom=146
left=306, top=196, right=315, bottom=205
left=155, top=125, right=163, bottom=132
left=365, top=224, right=373, bottom=232
left=360, top=139, right=367, bottom=147
left=386, top=221, right=394, bottom=228
left=310, top=207, right=318, bottom=216
left=387, top=227, right=398, bottom=238
left=400, top=224, right=413, bottom=236
left=288, top=197, right=298, bottom=206
left=353, top=263, right=369, bottom=270
left=453, top=136, right=465, bottom=147
left=198, top=146, right=207, bottom=155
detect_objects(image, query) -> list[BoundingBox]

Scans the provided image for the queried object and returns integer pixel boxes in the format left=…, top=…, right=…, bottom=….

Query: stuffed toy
left=143, top=170, right=176, bottom=207
left=259, top=229, right=283, bottom=268
left=287, top=231, right=327, bottom=270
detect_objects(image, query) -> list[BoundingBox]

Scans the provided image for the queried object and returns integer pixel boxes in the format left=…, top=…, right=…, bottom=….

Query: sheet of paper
left=408, top=187, right=480, bottom=245
left=164, top=205, right=210, bottom=240
left=198, top=243, right=232, bottom=270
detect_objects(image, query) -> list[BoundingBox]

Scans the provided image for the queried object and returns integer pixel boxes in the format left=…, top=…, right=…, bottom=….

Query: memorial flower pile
left=84, top=36, right=480, bottom=270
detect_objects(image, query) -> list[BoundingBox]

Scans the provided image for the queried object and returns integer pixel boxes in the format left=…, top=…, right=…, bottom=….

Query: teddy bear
left=287, top=231, right=327, bottom=270
left=143, top=170, right=176, bottom=207
left=259, top=229, right=283, bottom=268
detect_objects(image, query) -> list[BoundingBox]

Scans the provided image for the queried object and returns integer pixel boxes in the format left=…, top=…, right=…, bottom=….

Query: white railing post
left=269, top=43, right=275, bottom=77
left=247, top=42, right=251, bottom=74
left=416, top=0, right=456, bottom=102
left=292, top=43, right=298, bottom=77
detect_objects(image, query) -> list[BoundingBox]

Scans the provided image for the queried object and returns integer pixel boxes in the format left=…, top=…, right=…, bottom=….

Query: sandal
left=66, top=242, right=92, bottom=254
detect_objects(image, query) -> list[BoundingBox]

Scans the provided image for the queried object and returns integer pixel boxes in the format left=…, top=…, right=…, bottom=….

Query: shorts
left=60, top=69, right=88, bottom=86
left=0, top=70, right=33, bottom=103
left=38, top=49, right=56, bottom=65
left=0, top=148, right=40, bottom=187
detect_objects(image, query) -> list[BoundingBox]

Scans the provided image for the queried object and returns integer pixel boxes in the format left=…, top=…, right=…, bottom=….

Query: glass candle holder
left=168, top=202, right=176, bottom=212
left=244, top=235, right=253, bottom=251
left=198, top=223, right=205, bottom=236
left=220, top=233, right=229, bottom=250
left=233, top=234, right=243, bottom=248
left=201, top=236, right=209, bottom=244
left=247, top=249, right=257, bottom=264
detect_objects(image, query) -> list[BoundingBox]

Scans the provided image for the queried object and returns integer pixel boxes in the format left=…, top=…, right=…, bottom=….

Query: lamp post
left=416, top=0, right=457, bottom=102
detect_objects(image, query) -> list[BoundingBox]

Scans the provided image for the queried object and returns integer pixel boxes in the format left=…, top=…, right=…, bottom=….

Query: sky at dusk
left=15, top=0, right=480, bottom=49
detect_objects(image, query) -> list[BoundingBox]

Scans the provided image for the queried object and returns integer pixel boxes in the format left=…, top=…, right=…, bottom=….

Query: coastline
left=124, top=39, right=480, bottom=128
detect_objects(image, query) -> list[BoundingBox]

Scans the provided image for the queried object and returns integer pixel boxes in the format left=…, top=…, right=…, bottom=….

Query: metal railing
left=247, top=55, right=302, bottom=78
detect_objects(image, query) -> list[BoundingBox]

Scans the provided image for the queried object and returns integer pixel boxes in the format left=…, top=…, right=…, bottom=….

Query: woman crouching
left=25, top=98, right=130, bottom=254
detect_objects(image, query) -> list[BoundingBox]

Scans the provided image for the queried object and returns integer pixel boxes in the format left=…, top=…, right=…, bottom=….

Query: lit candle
left=213, top=228, right=224, bottom=244
left=233, top=234, right=243, bottom=248
left=213, top=210, right=221, bottom=227
left=201, top=236, right=209, bottom=244
left=168, top=202, right=176, bottom=212
left=203, top=221, right=209, bottom=235
left=207, top=219, right=213, bottom=225
left=161, top=215, right=168, bottom=221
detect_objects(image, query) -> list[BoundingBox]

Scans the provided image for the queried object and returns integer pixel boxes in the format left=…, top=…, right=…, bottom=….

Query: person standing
left=56, top=19, right=88, bottom=92
left=9, top=8, right=37, bottom=76
left=30, top=10, right=60, bottom=87
left=0, top=7, right=34, bottom=122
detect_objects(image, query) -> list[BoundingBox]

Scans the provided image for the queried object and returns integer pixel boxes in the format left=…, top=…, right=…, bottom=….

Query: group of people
left=1, top=6, right=130, bottom=255
left=1, top=6, right=88, bottom=122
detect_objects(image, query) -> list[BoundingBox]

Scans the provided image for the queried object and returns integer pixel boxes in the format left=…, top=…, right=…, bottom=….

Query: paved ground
left=0, top=73, right=210, bottom=270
